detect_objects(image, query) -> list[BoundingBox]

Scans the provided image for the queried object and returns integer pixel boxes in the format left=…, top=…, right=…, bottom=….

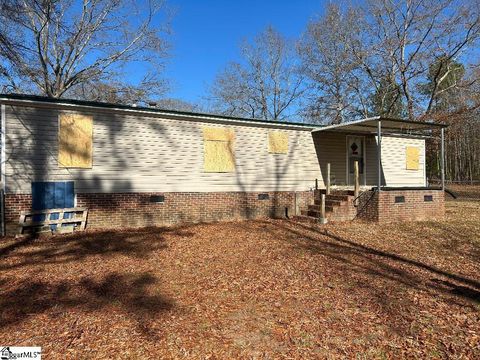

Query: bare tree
left=365, top=0, right=480, bottom=120
left=0, top=0, right=170, bottom=99
left=209, top=26, right=305, bottom=121
left=299, top=4, right=367, bottom=124
left=301, top=0, right=480, bottom=122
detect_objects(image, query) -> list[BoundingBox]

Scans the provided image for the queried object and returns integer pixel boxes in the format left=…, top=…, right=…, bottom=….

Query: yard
left=1, top=201, right=479, bottom=359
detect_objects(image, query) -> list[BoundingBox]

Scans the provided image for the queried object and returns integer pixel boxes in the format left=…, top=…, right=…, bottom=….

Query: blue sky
left=163, top=0, right=326, bottom=104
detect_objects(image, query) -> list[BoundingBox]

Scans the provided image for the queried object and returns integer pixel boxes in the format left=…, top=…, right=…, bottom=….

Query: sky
left=163, top=0, right=326, bottom=104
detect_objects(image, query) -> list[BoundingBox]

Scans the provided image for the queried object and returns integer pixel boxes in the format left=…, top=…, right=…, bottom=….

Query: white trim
left=1, top=104, right=5, bottom=192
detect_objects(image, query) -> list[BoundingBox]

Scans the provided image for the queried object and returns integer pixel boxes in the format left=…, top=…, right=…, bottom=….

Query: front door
left=346, top=136, right=366, bottom=186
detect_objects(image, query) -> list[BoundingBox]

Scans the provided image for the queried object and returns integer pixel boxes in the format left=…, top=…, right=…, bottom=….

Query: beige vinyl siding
left=313, top=132, right=345, bottom=186
left=312, top=132, right=425, bottom=187
left=5, top=105, right=321, bottom=194
left=380, top=136, right=426, bottom=187
left=365, top=135, right=378, bottom=185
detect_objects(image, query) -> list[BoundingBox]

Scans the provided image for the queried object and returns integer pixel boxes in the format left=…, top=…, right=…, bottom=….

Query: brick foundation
left=5, top=191, right=314, bottom=232
left=357, top=189, right=445, bottom=222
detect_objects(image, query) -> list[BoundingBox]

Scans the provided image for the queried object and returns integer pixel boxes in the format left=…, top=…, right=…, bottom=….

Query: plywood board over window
left=203, top=127, right=235, bottom=172
left=58, top=113, right=93, bottom=168
left=406, top=146, right=420, bottom=170
left=268, top=131, right=288, bottom=154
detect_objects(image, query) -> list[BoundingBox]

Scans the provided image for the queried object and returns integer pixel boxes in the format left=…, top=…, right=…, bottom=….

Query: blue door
left=31, top=181, right=75, bottom=229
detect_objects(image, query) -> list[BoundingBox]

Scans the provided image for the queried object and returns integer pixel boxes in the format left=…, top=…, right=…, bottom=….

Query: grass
left=0, top=201, right=479, bottom=359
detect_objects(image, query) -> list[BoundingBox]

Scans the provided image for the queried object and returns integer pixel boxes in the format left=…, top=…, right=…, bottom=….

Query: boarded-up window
left=406, top=146, right=420, bottom=170
left=203, top=127, right=235, bottom=172
left=58, top=114, right=93, bottom=168
left=268, top=131, right=288, bottom=154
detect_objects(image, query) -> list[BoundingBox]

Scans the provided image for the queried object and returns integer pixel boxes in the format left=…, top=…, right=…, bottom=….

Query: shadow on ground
left=0, top=225, right=196, bottom=337
left=272, top=220, right=480, bottom=305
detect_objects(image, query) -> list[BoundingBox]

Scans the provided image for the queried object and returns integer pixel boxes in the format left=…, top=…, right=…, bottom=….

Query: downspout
left=0, top=103, right=6, bottom=236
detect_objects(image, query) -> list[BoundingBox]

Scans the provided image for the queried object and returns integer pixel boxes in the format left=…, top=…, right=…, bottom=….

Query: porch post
left=377, top=120, right=382, bottom=191
left=326, top=163, right=331, bottom=195
left=441, top=127, right=445, bottom=191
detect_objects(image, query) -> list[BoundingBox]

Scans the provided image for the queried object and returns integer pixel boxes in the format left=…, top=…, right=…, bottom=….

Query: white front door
left=346, top=136, right=366, bottom=186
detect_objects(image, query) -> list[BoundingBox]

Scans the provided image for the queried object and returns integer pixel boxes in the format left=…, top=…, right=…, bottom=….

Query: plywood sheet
left=203, top=127, right=235, bottom=142
left=268, top=131, right=288, bottom=154
left=58, top=113, right=93, bottom=168
left=204, top=141, right=235, bottom=172
left=406, top=146, right=420, bottom=170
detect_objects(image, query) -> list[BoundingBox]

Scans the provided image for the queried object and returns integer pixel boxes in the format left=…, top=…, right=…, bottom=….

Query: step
left=293, top=214, right=319, bottom=223
left=326, top=194, right=351, bottom=201
left=308, top=203, right=336, bottom=212
left=314, top=198, right=344, bottom=206
left=315, top=189, right=356, bottom=196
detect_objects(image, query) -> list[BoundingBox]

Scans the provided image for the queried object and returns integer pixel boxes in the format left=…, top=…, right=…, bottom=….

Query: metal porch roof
left=311, top=116, right=448, bottom=135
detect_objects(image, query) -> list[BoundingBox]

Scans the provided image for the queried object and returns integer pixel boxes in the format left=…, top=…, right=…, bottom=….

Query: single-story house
left=0, top=94, right=447, bottom=234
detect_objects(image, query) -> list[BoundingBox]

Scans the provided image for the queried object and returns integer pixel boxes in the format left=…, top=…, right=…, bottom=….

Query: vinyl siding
left=313, top=132, right=346, bottom=186
left=313, top=132, right=425, bottom=187
left=5, top=105, right=321, bottom=194
left=381, top=135, right=426, bottom=187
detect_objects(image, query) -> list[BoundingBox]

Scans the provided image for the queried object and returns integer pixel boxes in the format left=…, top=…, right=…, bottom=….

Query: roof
left=312, top=116, right=447, bottom=135
left=0, top=94, right=448, bottom=134
left=0, top=93, right=322, bottom=130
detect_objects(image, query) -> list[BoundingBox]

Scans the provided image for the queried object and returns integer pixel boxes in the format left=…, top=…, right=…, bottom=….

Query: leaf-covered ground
left=1, top=201, right=479, bottom=359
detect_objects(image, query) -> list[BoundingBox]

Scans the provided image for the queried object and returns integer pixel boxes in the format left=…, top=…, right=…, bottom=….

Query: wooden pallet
left=17, top=207, right=88, bottom=236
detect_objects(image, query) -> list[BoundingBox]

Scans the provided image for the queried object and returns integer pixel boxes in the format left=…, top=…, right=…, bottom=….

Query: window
left=258, top=193, right=270, bottom=200
left=395, top=196, right=405, bottom=203
left=150, top=195, right=165, bottom=203
left=406, top=146, right=420, bottom=170
left=268, top=131, right=288, bottom=154
left=424, top=195, right=433, bottom=202
left=203, top=127, right=235, bottom=172
left=58, top=113, right=93, bottom=168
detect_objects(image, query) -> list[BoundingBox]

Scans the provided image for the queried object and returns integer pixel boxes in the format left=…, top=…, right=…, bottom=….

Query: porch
left=302, top=117, right=448, bottom=223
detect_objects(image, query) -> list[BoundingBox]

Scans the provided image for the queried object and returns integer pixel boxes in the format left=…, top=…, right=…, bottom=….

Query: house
left=0, top=94, right=447, bottom=234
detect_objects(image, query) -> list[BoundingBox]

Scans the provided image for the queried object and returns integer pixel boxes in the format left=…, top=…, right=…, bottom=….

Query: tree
left=369, top=76, right=405, bottom=118
left=0, top=0, right=170, bottom=100
left=299, top=4, right=366, bottom=124
left=209, top=26, right=305, bottom=121
left=421, top=56, right=465, bottom=112
left=364, top=0, right=480, bottom=120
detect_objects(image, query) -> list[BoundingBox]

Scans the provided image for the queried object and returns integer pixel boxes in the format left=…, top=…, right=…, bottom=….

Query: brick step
left=308, top=204, right=335, bottom=212
left=293, top=214, right=319, bottom=223
left=314, top=198, right=345, bottom=206
left=324, top=194, right=351, bottom=201
left=305, top=209, right=332, bottom=218
left=315, top=189, right=355, bottom=196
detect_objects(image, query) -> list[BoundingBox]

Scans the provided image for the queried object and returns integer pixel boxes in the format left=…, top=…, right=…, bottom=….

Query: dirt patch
left=1, top=202, right=479, bottom=358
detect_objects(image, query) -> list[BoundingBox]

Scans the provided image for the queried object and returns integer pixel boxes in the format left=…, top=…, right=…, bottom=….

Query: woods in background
left=209, top=0, right=480, bottom=182
left=0, top=0, right=479, bottom=181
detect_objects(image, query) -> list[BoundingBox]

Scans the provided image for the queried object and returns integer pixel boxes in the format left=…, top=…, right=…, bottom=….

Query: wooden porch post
left=326, top=163, right=331, bottom=195
left=354, top=160, right=359, bottom=203
left=319, top=193, right=328, bottom=224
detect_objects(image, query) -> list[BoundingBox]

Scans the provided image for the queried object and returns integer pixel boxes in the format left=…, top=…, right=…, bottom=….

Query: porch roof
left=311, top=116, right=448, bottom=136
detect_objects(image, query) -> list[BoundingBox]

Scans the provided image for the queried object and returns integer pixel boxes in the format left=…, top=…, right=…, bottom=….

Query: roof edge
left=0, top=93, right=323, bottom=130
left=311, top=116, right=448, bottom=133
